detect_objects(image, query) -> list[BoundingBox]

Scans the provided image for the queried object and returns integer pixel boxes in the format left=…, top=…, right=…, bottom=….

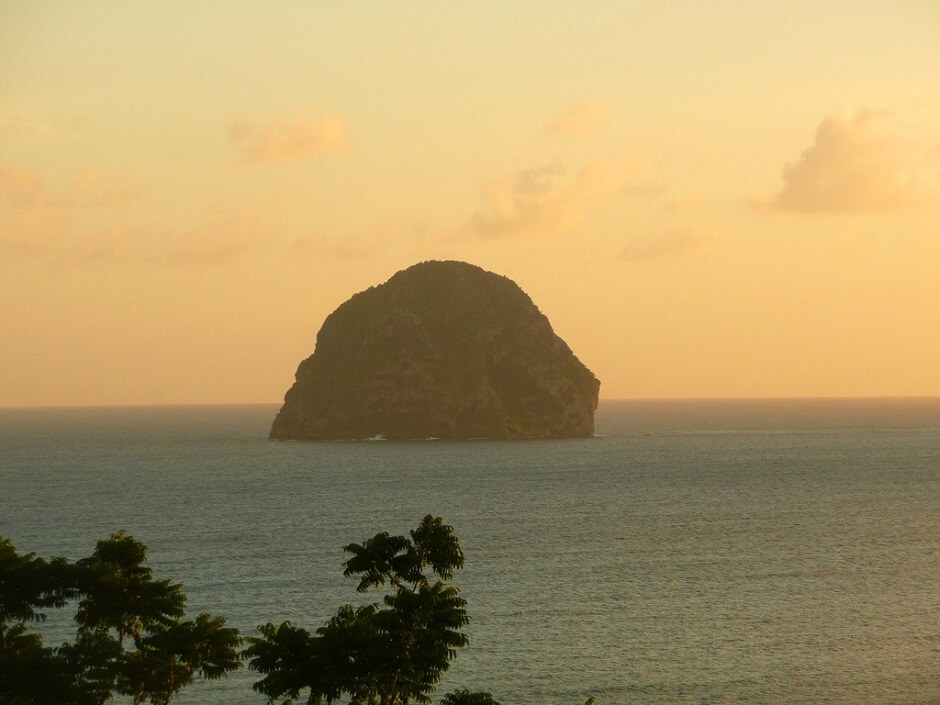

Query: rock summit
left=270, top=260, right=600, bottom=440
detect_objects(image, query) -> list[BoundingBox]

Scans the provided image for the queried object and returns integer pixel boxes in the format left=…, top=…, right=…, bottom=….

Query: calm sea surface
left=2, top=399, right=939, bottom=705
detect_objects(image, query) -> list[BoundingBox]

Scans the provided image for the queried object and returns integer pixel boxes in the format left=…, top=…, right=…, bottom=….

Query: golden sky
left=2, top=2, right=939, bottom=406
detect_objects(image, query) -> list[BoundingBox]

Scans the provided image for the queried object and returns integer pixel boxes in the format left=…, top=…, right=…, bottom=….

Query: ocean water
left=1, top=399, right=940, bottom=705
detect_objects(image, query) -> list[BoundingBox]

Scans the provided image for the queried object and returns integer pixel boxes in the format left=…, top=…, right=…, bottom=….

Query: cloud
left=0, top=164, right=144, bottom=257
left=1, top=165, right=139, bottom=211
left=471, top=166, right=582, bottom=237
left=0, top=164, right=49, bottom=208
left=765, top=109, right=935, bottom=213
left=471, top=159, right=646, bottom=238
left=546, top=100, right=612, bottom=136
left=156, top=213, right=269, bottom=266
left=0, top=165, right=65, bottom=256
left=661, top=193, right=705, bottom=214
left=229, top=113, right=348, bottom=164
left=0, top=165, right=265, bottom=265
left=71, top=169, right=140, bottom=208
left=60, top=212, right=270, bottom=267
left=0, top=114, right=89, bottom=138
left=619, top=228, right=710, bottom=263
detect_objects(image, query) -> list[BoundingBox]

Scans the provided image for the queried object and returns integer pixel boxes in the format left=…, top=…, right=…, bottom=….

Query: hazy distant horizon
left=4, top=394, right=940, bottom=411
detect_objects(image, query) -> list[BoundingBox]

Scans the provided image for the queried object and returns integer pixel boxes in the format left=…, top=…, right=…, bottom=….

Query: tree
left=3, top=525, right=596, bottom=705
left=0, top=532, right=241, bottom=705
left=439, top=690, right=501, bottom=705
left=246, top=515, right=494, bottom=705
left=0, top=536, right=84, bottom=704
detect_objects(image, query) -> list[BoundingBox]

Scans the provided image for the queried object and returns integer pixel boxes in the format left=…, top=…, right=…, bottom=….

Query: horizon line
left=3, top=395, right=940, bottom=412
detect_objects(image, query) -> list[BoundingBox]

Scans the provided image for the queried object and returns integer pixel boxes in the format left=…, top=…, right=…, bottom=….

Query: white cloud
left=471, top=158, right=654, bottom=238
left=766, top=109, right=935, bottom=213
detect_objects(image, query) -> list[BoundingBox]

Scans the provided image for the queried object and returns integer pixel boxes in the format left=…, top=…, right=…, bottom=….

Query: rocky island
left=270, top=260, right=600, bottom=440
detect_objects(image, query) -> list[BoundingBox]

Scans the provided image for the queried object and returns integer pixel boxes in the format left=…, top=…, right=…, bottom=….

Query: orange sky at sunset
left=2, top=2, right=939, bottom=406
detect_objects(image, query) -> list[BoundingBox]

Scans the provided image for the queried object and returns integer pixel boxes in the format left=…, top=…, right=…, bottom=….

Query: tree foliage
left=3, top=521, right=595, bottom=705
left=0, top=532, right=241, bottom=705
left=246, top=515, right=493, bottom=705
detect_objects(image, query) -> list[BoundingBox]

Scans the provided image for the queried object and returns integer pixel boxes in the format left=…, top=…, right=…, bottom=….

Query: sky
left=2, top=2, right=939, bottom=406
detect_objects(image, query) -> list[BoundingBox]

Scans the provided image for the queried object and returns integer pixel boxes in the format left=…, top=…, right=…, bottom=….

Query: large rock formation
left=270, top=260, right=600, bottom=440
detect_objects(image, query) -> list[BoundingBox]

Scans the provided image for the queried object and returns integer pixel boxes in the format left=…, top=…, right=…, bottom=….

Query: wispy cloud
left=155, top=213, right=269, bottom=266
left=71, top=169, right=140, bottom=208
left=0, top=114, right=89, bottom=138
left=1, top=164, right=267, bottom=266
left=0, top=164, right=143, bottom=257
left=762, top=109, right=936, bottom=213
left=661, top=193, right=705, bottom=214
left=619, top=228, right=711, bottom=263
left=58, top=212, right=271, bottom=267
left=0, top=165, right=65, bottom=256
left=545, top=100, right=612, bottom=137
left=471, top=158, right=657, bottom=238
left=1, top=164, right=139, bottom=211
left=0, top=164, right=50, bottom=208
left=229, top=113, right=348, bottom=164
left=471, top=165, right=586, bottom=237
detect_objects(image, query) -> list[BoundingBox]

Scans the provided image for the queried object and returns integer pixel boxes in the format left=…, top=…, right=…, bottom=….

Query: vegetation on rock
left=271, top=261, right=600, bottom=440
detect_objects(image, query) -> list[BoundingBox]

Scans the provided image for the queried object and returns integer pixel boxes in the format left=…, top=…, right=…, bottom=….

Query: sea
left=1, top=398, right=939, bottom=705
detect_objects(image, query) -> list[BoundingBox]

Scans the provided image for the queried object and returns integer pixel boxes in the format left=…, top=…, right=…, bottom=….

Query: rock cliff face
left=270, top=260, right=600, bottom=440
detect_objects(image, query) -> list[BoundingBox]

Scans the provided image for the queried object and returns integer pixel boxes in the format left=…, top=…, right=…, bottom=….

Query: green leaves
left=75, top=531, right=186, bottom=643
left=342, top=515, right=465, bottom=592
left=169, top=613, right=243, bottom=680
left=244, top=621, right=318, bottom=703
left=373, top=582, right=470, bottom=704
left=2, top=524, right=594, bottom=705
left=409, top=516, right=464, bottom=582
left=343, top=532, right=416, bottom=591
left=249, top=516, right=474, bottom=705
left=440, top=690, right=502, bottom=705
left=0, top=532, right=241, bottom=705
left=0, top=537, right=78, bottom=626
